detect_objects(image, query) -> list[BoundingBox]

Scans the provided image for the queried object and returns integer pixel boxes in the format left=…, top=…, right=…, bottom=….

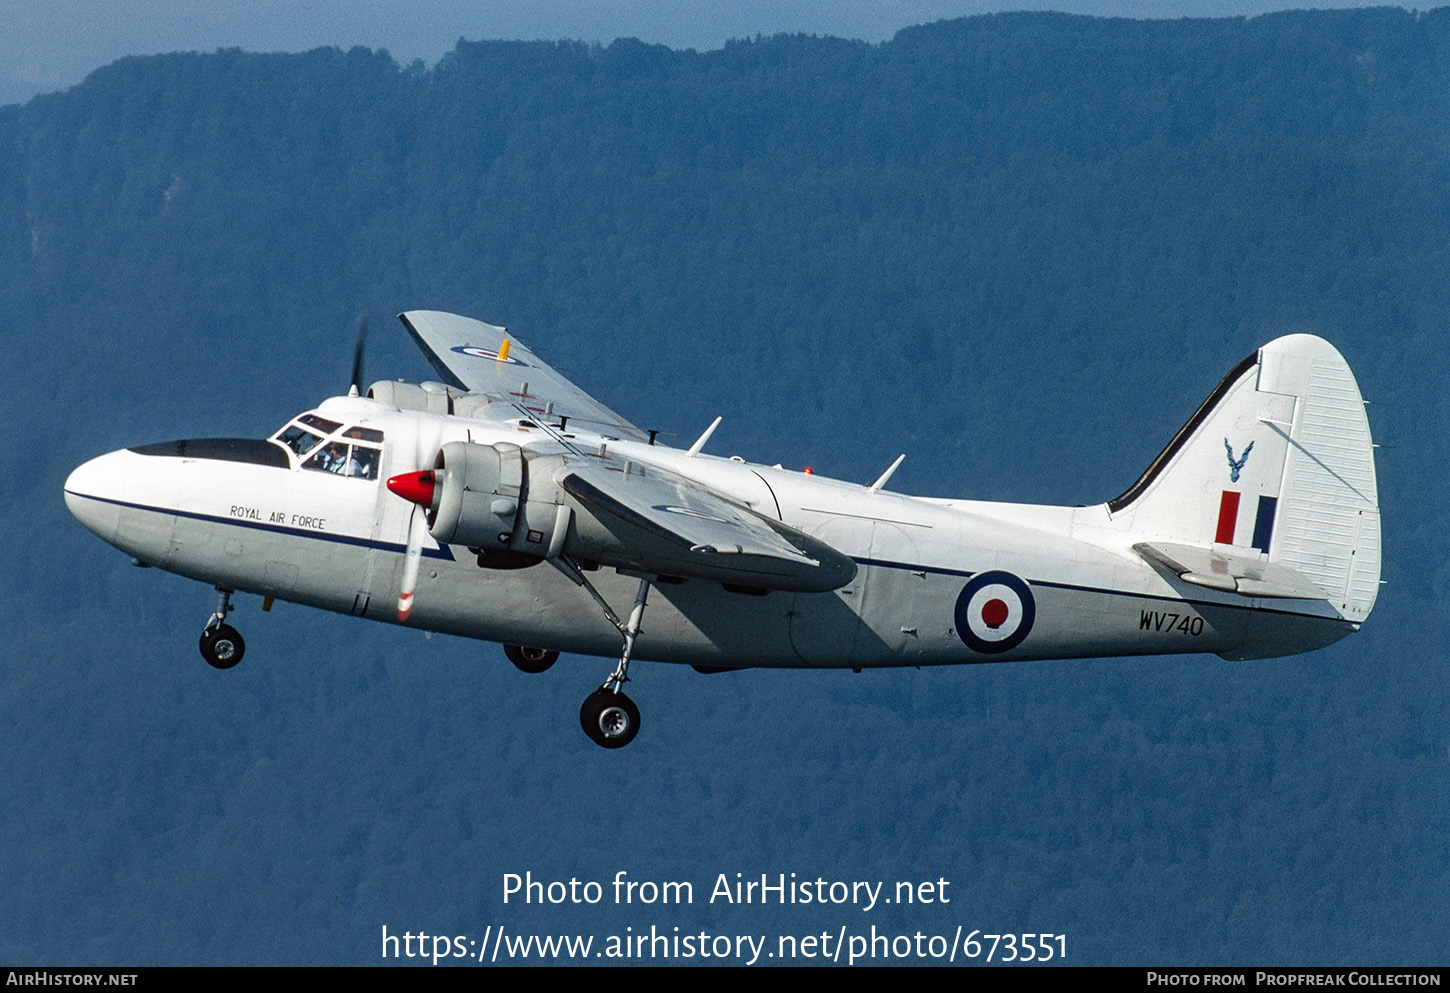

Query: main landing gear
left=199, top=587, right=245, bottom=669
left=550, top=560, right=652, bottom=749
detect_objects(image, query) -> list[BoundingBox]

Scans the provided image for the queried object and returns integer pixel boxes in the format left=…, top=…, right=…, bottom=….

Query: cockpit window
left=272, top=415, right=384, bottom=479
left=349, top=446, right=381, bottom=479
left=304, top=441, right=349, bottom=474
left=300, top=414, right=342, bottom=434
left=277, top=424, right=324, bottom=458
left=304, top=440, right=380, bottom=479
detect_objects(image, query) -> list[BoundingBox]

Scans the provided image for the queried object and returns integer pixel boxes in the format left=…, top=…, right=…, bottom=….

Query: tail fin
left=1109, top=335, right=1380, bottom=623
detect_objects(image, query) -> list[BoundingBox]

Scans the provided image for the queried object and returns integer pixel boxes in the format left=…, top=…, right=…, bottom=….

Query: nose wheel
left=199, top=587, right=245, bottom=669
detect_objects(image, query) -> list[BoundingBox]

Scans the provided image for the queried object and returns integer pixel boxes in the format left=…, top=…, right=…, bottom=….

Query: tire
left=580, top=689, right=640, bottom=748
left=504, top=644, right=558, bottom=674
left=200, top=624, right=245, bottom=669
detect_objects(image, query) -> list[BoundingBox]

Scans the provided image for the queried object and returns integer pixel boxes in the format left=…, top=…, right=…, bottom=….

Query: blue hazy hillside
left=1, top=8, right=1446, bottom=964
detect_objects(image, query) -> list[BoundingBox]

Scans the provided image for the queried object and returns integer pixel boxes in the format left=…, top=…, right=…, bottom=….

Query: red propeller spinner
left=386, top=470, right=436, bottom=508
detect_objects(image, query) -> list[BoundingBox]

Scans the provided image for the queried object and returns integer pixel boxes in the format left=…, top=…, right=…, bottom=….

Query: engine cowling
left=431, top=441, right=524, bottom=549
left=366, top=380, right=501, bottom=420
left=387, top=442, right=570, bottom=565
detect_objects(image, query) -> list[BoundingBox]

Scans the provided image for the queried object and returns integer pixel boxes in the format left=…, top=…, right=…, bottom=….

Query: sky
left=0, top=0, right=1389, bottom=107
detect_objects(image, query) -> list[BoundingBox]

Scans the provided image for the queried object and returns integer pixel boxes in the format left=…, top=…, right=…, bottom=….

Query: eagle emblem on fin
left=1224, top=439, right=1253, bottom=482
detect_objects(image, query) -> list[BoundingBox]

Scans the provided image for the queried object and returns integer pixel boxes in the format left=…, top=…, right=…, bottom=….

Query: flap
left=559, top=461, right=856, bottom=592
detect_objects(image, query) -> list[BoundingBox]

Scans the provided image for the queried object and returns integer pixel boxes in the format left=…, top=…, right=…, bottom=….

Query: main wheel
left=580, top=689, right=640, bottom=749
left=505, top=644, right=558, bottom=674
left=199, top=624, right=245, bottom=669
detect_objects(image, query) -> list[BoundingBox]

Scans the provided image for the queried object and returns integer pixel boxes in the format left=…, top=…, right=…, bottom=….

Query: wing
left=560, top=460, right=857, bottom=593
left=399, top=311, right=856, bottom=592
left=399, top=310, right=649, bottom=442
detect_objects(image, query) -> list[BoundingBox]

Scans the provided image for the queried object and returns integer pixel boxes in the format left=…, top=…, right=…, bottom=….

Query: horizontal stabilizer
left=1134, top=541, right=1325, bottom=600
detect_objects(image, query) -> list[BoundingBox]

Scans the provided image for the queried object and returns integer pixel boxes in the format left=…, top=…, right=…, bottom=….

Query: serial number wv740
left=1140, top=610, right=1204, bottom=636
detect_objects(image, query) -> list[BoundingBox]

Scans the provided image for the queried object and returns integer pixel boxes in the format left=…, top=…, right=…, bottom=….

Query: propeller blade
left=349, top=312, right=369, bottom=396
left=397, top=504, right=428, bottom=622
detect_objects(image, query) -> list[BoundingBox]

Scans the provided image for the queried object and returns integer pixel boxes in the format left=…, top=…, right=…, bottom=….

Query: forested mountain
left=2, top=8, right=1445, bottom=964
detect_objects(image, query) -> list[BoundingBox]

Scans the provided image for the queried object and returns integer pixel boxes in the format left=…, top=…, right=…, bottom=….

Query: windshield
left=270, top=415, right=384, bottom=479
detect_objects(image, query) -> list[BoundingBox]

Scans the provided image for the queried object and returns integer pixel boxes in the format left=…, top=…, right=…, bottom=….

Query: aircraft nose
left=64, top=449, right=131, bottom=544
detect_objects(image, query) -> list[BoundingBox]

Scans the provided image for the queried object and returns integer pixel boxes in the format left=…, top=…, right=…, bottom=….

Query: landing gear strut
left=199, top=587, right=245, bottom=669
left=551, top=563, right=651, bottom=748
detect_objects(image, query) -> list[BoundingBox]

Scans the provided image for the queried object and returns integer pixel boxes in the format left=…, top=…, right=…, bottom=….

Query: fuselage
left=63, top=392, right=1355, bottom=669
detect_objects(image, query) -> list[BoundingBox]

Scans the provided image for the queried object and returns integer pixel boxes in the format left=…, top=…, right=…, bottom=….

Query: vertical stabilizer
left=1109, top=335, right=1380, bottom=622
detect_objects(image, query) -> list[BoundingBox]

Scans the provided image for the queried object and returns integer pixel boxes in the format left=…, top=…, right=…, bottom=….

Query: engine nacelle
left=425, top=442, right=569, bottom=563
left=367, top=380, right=462, bottom=415
left=367, top=381, right=502, bottom=420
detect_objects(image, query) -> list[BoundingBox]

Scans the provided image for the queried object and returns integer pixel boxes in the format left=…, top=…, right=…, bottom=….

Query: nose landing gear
left=199, top=587, right=245, bottom=669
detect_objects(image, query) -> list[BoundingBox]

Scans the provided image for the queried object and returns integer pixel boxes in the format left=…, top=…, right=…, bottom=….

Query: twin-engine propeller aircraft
left=65, top=312, right=1381, bottom=748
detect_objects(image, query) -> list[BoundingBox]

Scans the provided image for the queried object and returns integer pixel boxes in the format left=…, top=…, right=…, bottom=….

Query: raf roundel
left=954, top=571, right=1036, bottom=655
left=451, top=345, right=528, bottom=366
left=652, top=504, right=730, bottom=524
